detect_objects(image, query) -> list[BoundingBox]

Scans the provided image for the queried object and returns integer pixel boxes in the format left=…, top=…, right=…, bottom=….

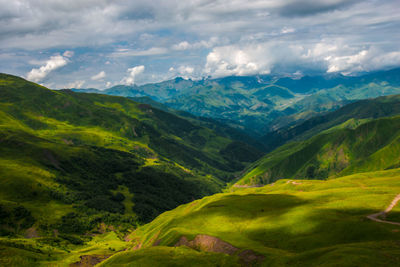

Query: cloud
left=204, top=45, right=273, bottom=77
left=2, top=0, right=400, bottom=87
left=26, top=54, right=69, bottom=82
left=112, top=47, right=168, bottom=57
left=91, top=71, right=106, bottom=80
left=172, top=41, right=191, bottom=51
left=66, top=80, right=85, bottom=89
left=281, top=27, right=295, bottom=34
left=172, top=38, right=219, bottom=51
left=121, top=65, right=145, bottom=85
left=277, top=0, right=362, bottom=17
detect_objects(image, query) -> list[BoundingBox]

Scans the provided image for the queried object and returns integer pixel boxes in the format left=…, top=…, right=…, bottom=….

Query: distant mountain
left=72, top=68, right=400, bottom=136
left=0, top=73, right=263, bottom=237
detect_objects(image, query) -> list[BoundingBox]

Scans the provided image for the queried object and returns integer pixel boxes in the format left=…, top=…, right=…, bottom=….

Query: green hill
left=262, top=94, right=400, bottom=152
left=0, top=73, right=263, bottom=238
left=97, top=169, right=400, bottom=266
left=238, top=113, right=400, bottom=186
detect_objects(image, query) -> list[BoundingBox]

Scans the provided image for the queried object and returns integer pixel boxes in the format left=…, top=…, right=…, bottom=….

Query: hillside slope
left=0, top=73, right=262, bottom=238
left=238, top=114, right=400, bottom=186
left=261, top=94, right=400, bottom=152
left=98, top=169, right=400, bottom=266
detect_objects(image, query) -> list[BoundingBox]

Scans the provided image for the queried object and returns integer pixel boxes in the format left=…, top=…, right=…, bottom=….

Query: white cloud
left=281, top=27, right=295, bottom=34
left=106, top=81, right=112, bottom=87
left=172, top=37, right=219, bottom=51
left=326, top=50, right=369, bottom=73
left=178, top=66, right=194, bottom=75
left=26, top=54, right=69, bottom=82
left=91, top=70, right=106, bottom=80
left=121, top=65, right=145, bottom=85
left=204, top=45, right=272, bottom=77
left=172, top=41, right=191, bottom=51
left=66, top=80, right=85, bottom=89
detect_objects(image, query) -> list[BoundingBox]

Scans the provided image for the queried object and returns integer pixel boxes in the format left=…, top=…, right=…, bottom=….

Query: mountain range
left=73, top=68, right=400, bottom=136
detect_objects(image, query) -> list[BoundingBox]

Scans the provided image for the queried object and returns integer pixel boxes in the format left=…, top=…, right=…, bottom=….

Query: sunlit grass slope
left=238, top=114, right=400, bottom=186
left=101, top=169, right=400, bottom=266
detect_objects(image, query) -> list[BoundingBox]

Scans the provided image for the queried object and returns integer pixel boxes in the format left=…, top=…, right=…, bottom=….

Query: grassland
left=101, top=169, right=400, bottom=266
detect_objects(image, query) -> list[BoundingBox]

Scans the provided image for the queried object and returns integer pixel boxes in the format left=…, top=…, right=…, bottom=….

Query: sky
left=1, top=0, right=400, bottom=89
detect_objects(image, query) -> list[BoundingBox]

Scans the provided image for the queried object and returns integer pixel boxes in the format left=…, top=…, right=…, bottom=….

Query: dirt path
left=367, top=194, right=400, bottom=226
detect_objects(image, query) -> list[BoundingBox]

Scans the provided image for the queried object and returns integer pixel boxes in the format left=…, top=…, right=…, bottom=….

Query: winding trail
left=367, top=194, right=400, bottom=226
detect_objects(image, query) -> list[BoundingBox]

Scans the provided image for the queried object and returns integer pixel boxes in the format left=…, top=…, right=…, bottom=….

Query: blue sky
left=1, top=0, right=400, bottom=89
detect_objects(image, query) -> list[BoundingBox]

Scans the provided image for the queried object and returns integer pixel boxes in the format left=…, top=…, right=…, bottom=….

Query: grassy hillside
left=262, top=94, right=400, bottom=152
left=238, top=114, right=400, bottom=186
left=97, top=169, right=400, bottom=266
left=0, top=73, right=263, bottom=239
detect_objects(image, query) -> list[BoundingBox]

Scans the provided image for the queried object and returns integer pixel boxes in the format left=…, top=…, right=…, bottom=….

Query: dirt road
left=367, top=194, right=400, bottom=226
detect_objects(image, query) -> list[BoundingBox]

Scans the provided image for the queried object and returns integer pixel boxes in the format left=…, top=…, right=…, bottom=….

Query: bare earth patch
left=174, top=234, right=264, bottom=266
left=25, top=227, right=39, bottom=238
left=69, top=255, right=111, bottom=267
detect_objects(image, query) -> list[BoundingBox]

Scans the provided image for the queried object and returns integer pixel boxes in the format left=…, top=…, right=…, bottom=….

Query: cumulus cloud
left=26, top=54, right=69, bottom=82
left=121, top=65, right=145, bottom=85
left=91, top=71, right=106, bottom=80
left=204, top=45, right=273, bottom=77
left=172, top=38, right=219, bottom=51
left=66, top=80, right=85, bottom=89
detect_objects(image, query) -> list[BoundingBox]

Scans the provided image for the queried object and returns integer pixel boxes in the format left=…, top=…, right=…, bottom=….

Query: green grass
left=99, top=246, right=240, bottom=267
left=104, top=169, right=400, bottom=266
left=237, top=114, right=400, bottom=186
left=0, top=232, right=127, bottom=266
